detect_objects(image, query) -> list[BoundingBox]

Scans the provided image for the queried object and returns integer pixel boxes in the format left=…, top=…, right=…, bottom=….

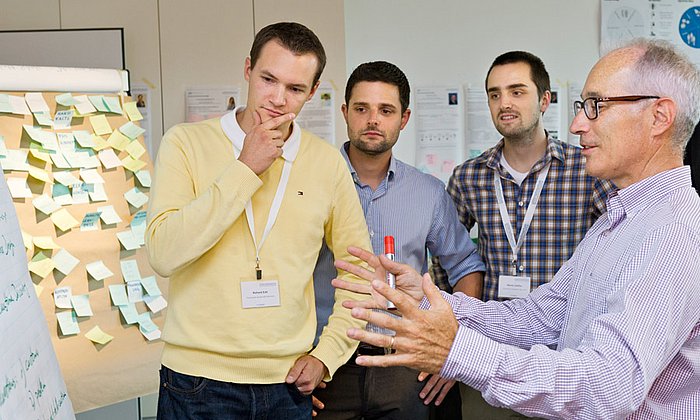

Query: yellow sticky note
left=123, top=101, right=143, bottom=122
left=28, top=166, right=53, bottom=184
left=91, top=135, right=110, bottom=151
left=50, top=208, right=79, bottom=232
left=34, top=283, right=44, bottom=296
left=89, top=114, right=112, bottom=136
left=85, top=325, right=114, bottom=345
left=33, top=236, right=60, bottom=249
left=28, top=258, right=55, bottom=278
left=107, top=130, right=131, bottom=151
left=29, top=149, right=52, bottom=163
left=21, top=230, right=33, bottom=249
left=125, top=140, right=146, bottom=159
left=121, top=155, right=147, bottom=173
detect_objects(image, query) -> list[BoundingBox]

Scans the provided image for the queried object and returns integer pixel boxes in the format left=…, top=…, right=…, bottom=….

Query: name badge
left=497, top=275, right=531, bottom=299
left=241, top=280, right=281, bottom=308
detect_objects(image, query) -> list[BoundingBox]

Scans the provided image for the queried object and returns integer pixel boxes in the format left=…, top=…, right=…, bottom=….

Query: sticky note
left=51, top=208, right=79, bottom=231
left=117, top=229, right=141, bottom=250
left=127, top=281, right=144, bottom=303
left=56, top=93, right=80, bottom=106
left=28, top=166, right=52, bottom=184
left=54, top=286, right=73, bottom=309
left=71, top=294, right=94, bottom=317
left=33, top=194, right=61, bottom=215
left=96, top=205, right=121, bottom=225
left=103, top=96, right=123, bottom=114
left=34, top=112, right=53, bottom=127
left=135, top=170, right=152, bottom=188
left=89, top=183, right=108, bottom=202
left=25, top=92, right=50, bottom=113
left=50, top=151, right=71, bottom=169
left=85, top=326, right=113, bottom=345
left=0, top=149, right=30, bottom=171
left=57, top=311, right=80, bottom=335
left=57, top=132, right=75, bottom=152
left=53, top=248, right=80, bottom=275
left=29, top=148, right=51, bottom=163
left=73, top=95, right=96, bottom=116
left=21, top=230, right=32, bottom=249
left=107, top=130, right=130, bottom=151
left=124, top=187, right=149, bottom=208
left=97, top=148, right=122, bottom=169
left=28, top=252, right=55, bottom=278
left=119, top=121, right=146, bottom=140
left=73, top=130, right=95, bottom=148
left=140, top=276, right=161, bottom=296
left=125, top=140, right=146, bottom=159
left=33, top=236, right=60, bottom=249
left=121, top=156, right=147, bottom=173
left=91, top=135, right=109, bottom=151
left=108, top=284, right=129, bottom=306
left=118, top=303, right=139, bottom=324
left=137, top=312, right=158, bottom=333
left=9, top=94, right=31, bottom=115
left=71, top=182, right=90, bottom=205
left=89, top=114, right=112, bottom=136
left=86, top=260, right=114, bottom=281
left=88, top=95, right=109, bottom=113
left=80, top=211, right=102, bottom=231
left=143, top=295, right=168, bottom=314
left=124, top=101, right=143, bottom=121
left=120, top=259, right=142, bottom=283
left=6, top=177, right=33, bottom=198
left=79, top=168, right=104, bottom=184
left=53, top=171, right=80, bottom=186
left=53, top=110, right=74, bottom=129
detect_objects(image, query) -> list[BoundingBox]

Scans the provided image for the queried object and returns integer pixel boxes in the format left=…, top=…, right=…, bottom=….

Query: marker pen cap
left=384, top=236, right=395, bottom=254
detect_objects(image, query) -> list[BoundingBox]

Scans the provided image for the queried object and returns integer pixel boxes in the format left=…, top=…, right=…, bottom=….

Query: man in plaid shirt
left=433, top=51, right=615, bottom=418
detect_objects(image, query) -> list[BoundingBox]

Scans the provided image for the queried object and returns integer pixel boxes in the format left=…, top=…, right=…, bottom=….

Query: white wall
left=344, top=0, right=603, bottom=165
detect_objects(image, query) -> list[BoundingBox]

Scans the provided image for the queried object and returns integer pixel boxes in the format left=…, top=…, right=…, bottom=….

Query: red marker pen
left=384, top=236, right=396, bottom=309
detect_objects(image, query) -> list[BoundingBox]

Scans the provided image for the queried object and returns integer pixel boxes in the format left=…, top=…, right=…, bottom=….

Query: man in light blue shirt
left=312, top=61, right=484, bottom=419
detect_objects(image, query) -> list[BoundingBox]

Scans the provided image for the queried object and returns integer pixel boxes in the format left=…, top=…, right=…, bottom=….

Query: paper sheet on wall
left=414, top=86, right=465, bottom=183
left=465, top=86, right=500, bottom=159
left=295, top=81, right=335, bottom=143
left=601, top=0, right=700, bottom=68
left=542, top=82, right=563, bottom=140
left=567, top=81, right=584, bottom=146
left=0, top=177, right=75, bottom=419
left=185, top=86, right=241, bottom=123
left=130, top=84, right=153, bottom=158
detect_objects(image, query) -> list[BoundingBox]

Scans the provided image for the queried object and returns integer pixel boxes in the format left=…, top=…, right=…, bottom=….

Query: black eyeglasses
left=573, top=95, right=660, bottom=120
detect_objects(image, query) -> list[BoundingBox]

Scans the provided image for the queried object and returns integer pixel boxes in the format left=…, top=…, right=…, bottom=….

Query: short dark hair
left=250, top=22, right=327, bottom=86
left=485, top=51, right=550, bottom=100
left=345, top=61, right=410, bottom=113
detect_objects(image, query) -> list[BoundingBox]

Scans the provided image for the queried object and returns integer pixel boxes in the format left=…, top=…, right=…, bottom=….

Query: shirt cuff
left=440, top=325, right=501, bottom=391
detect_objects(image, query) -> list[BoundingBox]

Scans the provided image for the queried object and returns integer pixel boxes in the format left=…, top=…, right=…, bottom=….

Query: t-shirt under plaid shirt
left=433, top=137, right=615, bottom=301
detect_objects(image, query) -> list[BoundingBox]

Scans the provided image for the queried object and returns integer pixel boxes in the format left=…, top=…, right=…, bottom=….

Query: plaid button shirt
left=433, top=137, right=615, bottom=301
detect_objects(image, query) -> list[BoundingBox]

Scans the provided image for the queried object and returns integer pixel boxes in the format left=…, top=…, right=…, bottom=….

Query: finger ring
left=389, top=336, right=395, bottom=350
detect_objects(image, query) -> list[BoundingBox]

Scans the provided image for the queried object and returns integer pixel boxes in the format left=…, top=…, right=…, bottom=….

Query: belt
left=348, top=344, right=395, bottom=366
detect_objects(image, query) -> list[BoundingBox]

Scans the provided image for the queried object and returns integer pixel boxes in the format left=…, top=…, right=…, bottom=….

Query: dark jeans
left=157, top=365, right=312, bottom=419
left=314, top=362, right=429, bottom=420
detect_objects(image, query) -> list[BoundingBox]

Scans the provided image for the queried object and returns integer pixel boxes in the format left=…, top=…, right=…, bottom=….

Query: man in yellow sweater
left=146, top=22, right=372, bottom=418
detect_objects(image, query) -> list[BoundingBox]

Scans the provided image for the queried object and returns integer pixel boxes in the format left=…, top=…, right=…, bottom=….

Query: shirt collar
left=220, top=106, right=301, bottom=162
left=341, top=141, right=397, bottom=183
left=486, top=132, right=564, bottom=174
left=610, top=166, right=692, bottom=217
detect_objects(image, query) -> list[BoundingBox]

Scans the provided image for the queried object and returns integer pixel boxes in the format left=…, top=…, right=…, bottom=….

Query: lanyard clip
left=255, top=258, right=262, bottom=280
left=511, top=256, right=518, bottom=276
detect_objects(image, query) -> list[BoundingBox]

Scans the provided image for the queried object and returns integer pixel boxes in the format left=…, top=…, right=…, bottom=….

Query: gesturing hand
left=345, top=274, right=458, bottom=375
left=238, top=110, right=295, bottom=175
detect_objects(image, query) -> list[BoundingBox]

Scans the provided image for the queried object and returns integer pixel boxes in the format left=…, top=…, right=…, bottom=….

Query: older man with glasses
left=335, top=38, right=700, bottom=419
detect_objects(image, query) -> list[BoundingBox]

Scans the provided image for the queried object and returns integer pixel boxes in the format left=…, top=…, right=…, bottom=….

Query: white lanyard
left=233, top=147, right=292, bottom=279
left=494, top=162, right=550, bottom=275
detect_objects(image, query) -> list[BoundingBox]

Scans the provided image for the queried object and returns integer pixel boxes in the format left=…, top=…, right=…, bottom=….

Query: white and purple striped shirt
left=437, top=166, right=700, bottom=419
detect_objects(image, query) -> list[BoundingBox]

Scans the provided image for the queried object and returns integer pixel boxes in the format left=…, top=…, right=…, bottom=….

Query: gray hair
left=610, top=39, right=700, bottom=152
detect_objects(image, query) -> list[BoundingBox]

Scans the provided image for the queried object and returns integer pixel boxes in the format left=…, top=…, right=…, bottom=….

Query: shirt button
left=519, top=265, right=524, bottom=271
left=518, top=201, right=524, bottom=207
left=369, top=230, right=374, bottom=237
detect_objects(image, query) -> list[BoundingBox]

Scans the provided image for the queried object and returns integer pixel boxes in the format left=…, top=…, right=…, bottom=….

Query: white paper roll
left=0, top=65, right=128, bottom=93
